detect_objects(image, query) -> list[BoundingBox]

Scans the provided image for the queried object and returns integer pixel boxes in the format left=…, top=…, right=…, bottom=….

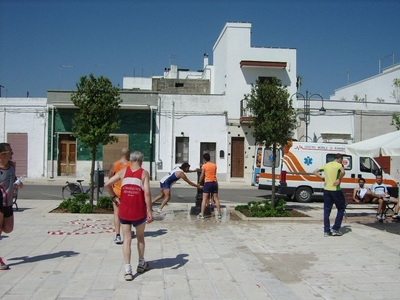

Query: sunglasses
left=1, top=150, right=13, bottom=154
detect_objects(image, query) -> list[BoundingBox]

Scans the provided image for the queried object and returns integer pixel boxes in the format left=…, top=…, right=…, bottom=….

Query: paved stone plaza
left=1, top=198, right=400, bottom=299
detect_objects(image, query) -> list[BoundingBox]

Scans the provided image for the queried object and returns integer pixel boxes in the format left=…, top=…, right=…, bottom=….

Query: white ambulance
left=253, top=141, right=398, bottom=202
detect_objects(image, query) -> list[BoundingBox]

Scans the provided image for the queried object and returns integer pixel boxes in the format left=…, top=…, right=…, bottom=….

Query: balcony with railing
left=240, top=99, right=253, bottom=123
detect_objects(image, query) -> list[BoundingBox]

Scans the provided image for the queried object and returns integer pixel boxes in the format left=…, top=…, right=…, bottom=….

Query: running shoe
left=114, top=235, right=123, bottom=245
left=137, top=262, right=150, bottom=273
left=332, top=230, right=343, bottom=236
left=0, top=257, right=9, bottom=270
left=124, top=272, right=133, bottom=281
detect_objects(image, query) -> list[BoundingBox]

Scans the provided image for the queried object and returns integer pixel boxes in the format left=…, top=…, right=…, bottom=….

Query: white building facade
left=293, top=64, right=400, bottom=182
left=155, top=94, right=228, bottom=181
left=331, top=63, right=400, bottom=104
left=0, top=98, right=48, bottom=178
left=124, top=22, right=297, bottom=184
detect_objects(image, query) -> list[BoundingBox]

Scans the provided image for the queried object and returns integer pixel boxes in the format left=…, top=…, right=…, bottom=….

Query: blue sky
left=1, top=0, right=399, bottom=99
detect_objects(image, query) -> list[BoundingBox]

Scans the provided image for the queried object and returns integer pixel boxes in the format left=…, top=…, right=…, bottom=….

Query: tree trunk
left=89, top=148, right=96, bottom=205
left=271, top=143, right=276, bottom=209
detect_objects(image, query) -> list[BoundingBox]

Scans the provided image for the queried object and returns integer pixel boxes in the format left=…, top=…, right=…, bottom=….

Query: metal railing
left=240, top=99, right=253, bottom=118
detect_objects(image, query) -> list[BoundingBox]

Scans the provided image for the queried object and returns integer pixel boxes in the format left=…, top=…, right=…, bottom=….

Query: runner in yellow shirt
left=313, top=153, right=346, bottom=237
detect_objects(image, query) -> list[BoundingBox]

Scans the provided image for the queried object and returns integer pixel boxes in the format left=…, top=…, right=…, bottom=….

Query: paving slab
left=1, top=199, right=400, bottom=299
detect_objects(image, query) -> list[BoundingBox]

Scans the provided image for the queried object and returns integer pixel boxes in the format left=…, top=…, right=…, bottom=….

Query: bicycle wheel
left=62, top=183, right=82, bottom=200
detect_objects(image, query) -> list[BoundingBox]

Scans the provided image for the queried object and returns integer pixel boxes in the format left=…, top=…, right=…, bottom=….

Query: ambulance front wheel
left=295, top=187, right=312, bottom=203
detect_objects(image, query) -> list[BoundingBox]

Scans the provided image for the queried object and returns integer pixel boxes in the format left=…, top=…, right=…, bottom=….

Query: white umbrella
left=346, top=131, right=400, bottom=157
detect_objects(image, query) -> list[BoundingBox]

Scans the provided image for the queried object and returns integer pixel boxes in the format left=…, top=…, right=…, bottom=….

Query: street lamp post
left=291, top=90, right=325, bottom=142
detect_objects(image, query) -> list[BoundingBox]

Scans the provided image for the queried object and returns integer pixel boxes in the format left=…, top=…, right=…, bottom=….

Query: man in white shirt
left=352, top=178, right=373, bottom=203
left=370, top=174, right=398, bottom=221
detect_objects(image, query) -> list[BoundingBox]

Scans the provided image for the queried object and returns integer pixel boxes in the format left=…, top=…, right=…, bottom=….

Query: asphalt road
left=17, top=184, right=324, bottom=204
left=16, top=184, right=273, bottom=205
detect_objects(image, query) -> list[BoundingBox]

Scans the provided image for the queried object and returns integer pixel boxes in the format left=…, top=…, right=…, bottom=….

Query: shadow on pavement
left=345, top=212, right=375, bottom=218
left=340, top=225, right=353, bottom=235
left=12, top=207, right=32, bottom=213
left=285, top=204, right=314, bottom=212
left=149, top=253, right=189, bottom=270
left=131, top=253, right=189, bottom=280
left=7, top=250, right=79, bottom=267
left=144, top=228, right=168, bottom=238
left=361, top=220, right=400, bottom=235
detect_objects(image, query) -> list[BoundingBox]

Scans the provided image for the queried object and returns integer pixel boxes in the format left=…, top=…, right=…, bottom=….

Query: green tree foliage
left=235, top=198, right=289, bottom=217
left=57, top=194, right=113, bottom=213
left=391, top=78, right=400, bottom=129
left=71, top=74, right=122, bottom=204
left=390, top=78, right=400, bottom=102
left=244, top=78, right=297, bottom=208
left=391, top=113, right=400, bottom=130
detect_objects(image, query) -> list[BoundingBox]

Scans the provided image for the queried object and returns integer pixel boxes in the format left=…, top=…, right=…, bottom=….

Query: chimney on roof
left=203, top=53, right=209, bottom=69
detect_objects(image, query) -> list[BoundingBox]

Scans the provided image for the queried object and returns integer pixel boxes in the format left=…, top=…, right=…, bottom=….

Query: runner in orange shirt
left=109, top=148, right=132, bottom=244
left=197, top=153, right=222, bottom=219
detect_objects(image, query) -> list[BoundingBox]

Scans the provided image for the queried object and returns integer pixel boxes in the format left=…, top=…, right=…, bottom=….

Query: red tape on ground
left=47, top=218, right=115, bottom=235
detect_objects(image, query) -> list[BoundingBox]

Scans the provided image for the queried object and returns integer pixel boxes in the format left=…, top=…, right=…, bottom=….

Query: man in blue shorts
left=152, top=163, right=199, bottom=214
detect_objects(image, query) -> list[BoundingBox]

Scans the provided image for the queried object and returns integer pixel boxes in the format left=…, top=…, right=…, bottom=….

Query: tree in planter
left=71, top=74, right=122, bottom=205
left=244, top=78, right=297, bottom=208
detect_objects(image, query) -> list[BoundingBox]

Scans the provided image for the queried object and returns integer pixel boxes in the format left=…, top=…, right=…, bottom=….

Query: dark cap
left=0, top=143, right=11, bottom=153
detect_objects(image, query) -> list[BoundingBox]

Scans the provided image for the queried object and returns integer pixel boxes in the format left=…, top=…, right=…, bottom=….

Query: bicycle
left=62, top=180, right=103, bottom=200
